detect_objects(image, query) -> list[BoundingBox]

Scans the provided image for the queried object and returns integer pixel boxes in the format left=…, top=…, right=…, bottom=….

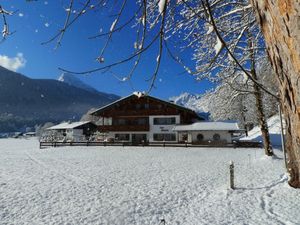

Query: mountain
left=170, top=92, right=210, bottom=113
left=170, top=92, right=211, bottom=120
left=58, top=73, right=118, bottom=100
left=58, top=73, right=98, bottom=93
left=0, top=66, right=119, bottom=132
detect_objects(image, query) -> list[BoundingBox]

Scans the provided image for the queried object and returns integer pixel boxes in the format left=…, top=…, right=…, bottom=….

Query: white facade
left=174, top=121, right=242, bottom=144
left=148, top=115, right=180, bottom=142
left=188, top=130, right=232, bottom=143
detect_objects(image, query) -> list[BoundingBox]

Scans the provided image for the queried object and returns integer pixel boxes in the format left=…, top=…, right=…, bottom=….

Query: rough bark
left=250, top=0, right=300, bottom=188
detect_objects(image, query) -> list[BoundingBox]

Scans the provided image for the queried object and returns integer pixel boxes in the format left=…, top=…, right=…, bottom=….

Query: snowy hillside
left=241, top=114, right=283, bottom=146
left=0, top=138, right=299, bottom=224
left=170, top=92, right=208, bottom=113
left=58, top=73, right=98, bottom=93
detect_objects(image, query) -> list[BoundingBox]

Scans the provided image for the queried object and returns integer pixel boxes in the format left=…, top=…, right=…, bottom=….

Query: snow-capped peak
left=170, top=92, right=208, bottom=113
left=58, top=73, right=97, bottom=93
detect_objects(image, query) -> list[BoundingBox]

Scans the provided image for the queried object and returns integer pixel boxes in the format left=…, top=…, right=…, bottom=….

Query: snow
left=47, top=121, right=92, bottom=130
left=206, top=24, right=214, bottom=35
left=220, top=4, right=252, bottom=19
left=1, top=138, right=299, bottom=224
left=110, top=19, right=117, bottom=32
left=241, top=115, right=283, bottom=146
left=158, top=0, right=166, bottom=13
left=170, top=92, right=208, bottom=113
left=174, top=121, right=241, bottom=131
left=133, top=91, right=145, bottom=98
left=214, top=36, right=223, bottom=55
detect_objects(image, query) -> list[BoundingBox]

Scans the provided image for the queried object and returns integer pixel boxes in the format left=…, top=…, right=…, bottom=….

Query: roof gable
left=90, top=93, right=203, bottom=120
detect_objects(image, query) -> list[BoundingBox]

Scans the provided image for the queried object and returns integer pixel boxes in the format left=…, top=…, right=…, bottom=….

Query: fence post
left=229, top=161, right=234, bottom=189
left=160, top=219, right=166, bottom=225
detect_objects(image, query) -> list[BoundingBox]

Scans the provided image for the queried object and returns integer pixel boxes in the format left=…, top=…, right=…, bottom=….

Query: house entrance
left=131, top=134, right=147, bottom=145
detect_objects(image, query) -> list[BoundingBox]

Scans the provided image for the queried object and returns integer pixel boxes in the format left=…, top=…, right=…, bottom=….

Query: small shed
left=24, top=132, right=36, bottom=137
left=173, top=121, right=243, bottom=144
left=47, top=121, right=97, bottom=141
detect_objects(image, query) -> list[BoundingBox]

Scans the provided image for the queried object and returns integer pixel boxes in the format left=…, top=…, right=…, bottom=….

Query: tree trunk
left=250, top=0, right=300, bottom=188
left=253, top=79, right=273, bottom=156
left=247, top=30, right=273, bottom=156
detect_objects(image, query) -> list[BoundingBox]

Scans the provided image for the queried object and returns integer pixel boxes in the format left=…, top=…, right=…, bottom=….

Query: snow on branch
left=0, top=5, right=13, bottom=42
left=158, top=0, right=167, bottom=14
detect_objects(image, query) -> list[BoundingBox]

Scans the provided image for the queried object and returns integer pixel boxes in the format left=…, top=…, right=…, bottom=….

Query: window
left=115, top=118, right=126, bottom=125
left=165, top=133, right=176, bottom=141
left=115, top=134, right=130, bottom=141
left=153, top=133, right=176, bottom=141
left=213, top=133, right=221, bottom=141
left=153, top=117, right=176, bottom=125
left=197, top=134, right=204, bottom=141
left=153, top=133, right=164, bottom=141
left=137, top=118, right=148, bottom=125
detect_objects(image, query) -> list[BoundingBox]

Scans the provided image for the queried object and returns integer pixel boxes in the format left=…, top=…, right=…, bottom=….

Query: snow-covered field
left=0, top=138, right=299, bottom=225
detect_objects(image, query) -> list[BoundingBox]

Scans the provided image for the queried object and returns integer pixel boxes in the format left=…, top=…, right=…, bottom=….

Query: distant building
left=173, top=121, right=243, bottom=144
left=90, top=92, right=203, bottom=144
left=47, top=121, right=97, bottom=142
left=24, top=132, right=36, bottom=137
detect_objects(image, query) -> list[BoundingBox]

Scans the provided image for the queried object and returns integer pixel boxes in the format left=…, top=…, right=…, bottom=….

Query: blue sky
left=0, top=1, right=214, bottom=99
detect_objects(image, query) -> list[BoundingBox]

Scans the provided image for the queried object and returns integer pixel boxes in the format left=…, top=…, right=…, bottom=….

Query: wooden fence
left=39, top=140, right=262, bottom=149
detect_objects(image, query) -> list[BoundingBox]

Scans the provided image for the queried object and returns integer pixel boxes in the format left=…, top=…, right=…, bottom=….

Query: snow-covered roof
left=173, top=121, right=241, bottom=131
left=47, top=121, right=93, bottom=130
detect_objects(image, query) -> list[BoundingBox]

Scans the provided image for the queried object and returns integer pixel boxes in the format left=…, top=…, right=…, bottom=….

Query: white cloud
left=0, top=53, right=26, bottom=72
left=18, top=13, right=24, bottom=17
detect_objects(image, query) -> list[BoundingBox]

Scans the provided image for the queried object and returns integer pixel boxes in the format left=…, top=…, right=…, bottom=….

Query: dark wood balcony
left=98, top=109, right=181, bottom=117
left=98, top=124, right=150, bottom=132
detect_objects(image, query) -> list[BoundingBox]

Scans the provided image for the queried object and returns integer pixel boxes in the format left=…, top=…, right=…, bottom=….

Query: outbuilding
left=46, top=121, right=97, bottom=142
left=173, top=121, right=243, bottom=144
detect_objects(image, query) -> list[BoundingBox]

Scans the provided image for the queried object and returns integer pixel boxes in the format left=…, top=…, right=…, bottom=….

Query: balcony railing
left=98, top=124, right=150, bottom=132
